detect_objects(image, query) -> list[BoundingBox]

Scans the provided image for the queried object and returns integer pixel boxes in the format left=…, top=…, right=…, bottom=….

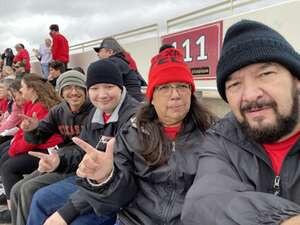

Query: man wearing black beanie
left=182, top=20, right=300, bottom=225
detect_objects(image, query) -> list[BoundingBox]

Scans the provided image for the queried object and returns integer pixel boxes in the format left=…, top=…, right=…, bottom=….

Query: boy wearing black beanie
left=86, top=58, right=123, bottom=90
left=21, top=58, right=140, bottom=225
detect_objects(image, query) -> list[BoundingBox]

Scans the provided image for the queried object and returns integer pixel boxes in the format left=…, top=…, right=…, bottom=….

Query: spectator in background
left=0, top=79, right=14, bottom=134
left=49, top=24, right=69, bottom=69
left=33, top=38, right=52, bottom=79
left=159, top=43, right=175, bottom=52
left=94, top=37, right=145, bottom=102
left=1, top=48, right=14, bottom=68
left=1, top=66, right=15, bottom=80
left=14, top=61, right=27, bottom=79
left=48, top=60, right=65, bottom=87
left=0, top=79, right=17, bottom=208
left=0, top=73, right=63, bottom=223
left=0, top=80, right=25, bottom=146
left=0, top=80, right=10, bottom=119
left=94, top=37, right=143, bottom=81
left=0, top=57, right=2, bottom=72
left=13, top=43, right=30, bottom=73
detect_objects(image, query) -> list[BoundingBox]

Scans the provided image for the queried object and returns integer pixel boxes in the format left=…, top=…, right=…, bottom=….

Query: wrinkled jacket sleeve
left=57, top=190, right=93, bottom=224
left=76, top=126, right=137, bottom=215
left=181, top=134, right=300, bottom=225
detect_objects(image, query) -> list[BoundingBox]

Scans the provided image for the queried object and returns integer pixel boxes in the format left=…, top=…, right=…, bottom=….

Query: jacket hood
left=211, top=112, right=246, bottom=143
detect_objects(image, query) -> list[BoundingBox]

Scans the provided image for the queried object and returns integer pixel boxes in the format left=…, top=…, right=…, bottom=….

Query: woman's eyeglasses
left=155, top=83, right=191, bottom=96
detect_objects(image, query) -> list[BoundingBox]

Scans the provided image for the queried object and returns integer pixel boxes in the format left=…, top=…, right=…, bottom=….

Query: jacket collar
left=210, top=112, right=272, bottom=166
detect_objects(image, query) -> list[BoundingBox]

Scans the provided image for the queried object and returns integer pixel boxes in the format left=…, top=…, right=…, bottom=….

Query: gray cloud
left=0, top=0, right=214, bottom=54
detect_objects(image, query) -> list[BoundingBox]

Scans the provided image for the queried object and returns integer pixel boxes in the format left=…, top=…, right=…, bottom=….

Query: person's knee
left=30, top=192, right=46, bottom=215
left=31, top=187, right=50, bottom=207
left=10, top=181, right=22, bottom=202
left=31, top=186, right=61, bottom=218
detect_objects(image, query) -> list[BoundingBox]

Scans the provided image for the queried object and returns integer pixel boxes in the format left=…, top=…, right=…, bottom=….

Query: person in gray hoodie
left=182, top=20, right=300, bottom=225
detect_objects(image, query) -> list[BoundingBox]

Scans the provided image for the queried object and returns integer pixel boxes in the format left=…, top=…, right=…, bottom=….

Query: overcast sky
left=0, top=0, right=217, bottom=55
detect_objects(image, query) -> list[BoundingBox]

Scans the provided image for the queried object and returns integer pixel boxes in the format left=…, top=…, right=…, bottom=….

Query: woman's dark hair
left=8, top=80, right=21, bottom=102
left=5, top=48, right=13, bottom=54
left=136, top=94, right=215, bottom=166
left=0, top=78, right=14, bottom=89
left=22, top=73, right=61, bottom=110
left=8, top=80, right=21, bottom=93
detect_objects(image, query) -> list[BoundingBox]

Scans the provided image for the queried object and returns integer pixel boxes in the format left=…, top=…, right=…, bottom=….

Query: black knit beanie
left=217, top=20, right=300, bottom=102
left=86, top=58, right=123, bottom=89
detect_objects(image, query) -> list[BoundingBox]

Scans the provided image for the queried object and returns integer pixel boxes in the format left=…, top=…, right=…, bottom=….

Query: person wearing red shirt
left=182, top=20, right=300, bottom=225
left=0, top=73, right=63, bottom=223
left=13, top=43, right=30, bottom=73
left=49, top=24, right=69, bottom=68
left=0, top=80, right=10, bottom=118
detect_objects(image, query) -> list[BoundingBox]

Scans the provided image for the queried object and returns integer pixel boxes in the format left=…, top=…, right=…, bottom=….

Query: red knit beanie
left=146, top=48, right=195, bottom=101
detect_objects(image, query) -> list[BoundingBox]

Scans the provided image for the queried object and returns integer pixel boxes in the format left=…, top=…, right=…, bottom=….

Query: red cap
left=146, top=48, right=195, bottom=101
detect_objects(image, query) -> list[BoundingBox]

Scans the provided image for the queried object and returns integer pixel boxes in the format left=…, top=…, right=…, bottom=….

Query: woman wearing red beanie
left=73, top=47, right=215, bottom=225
